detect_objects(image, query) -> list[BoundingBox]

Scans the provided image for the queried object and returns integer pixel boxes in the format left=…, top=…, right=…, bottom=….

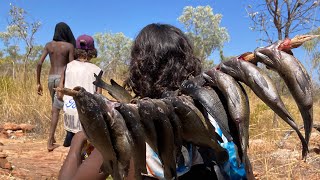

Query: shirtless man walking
left=36, top=22, right=75, bottom=151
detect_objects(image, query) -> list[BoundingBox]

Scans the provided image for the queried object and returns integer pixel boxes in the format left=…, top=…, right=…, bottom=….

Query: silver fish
left=150, top=99, right=177, bottom=179
left=59, top=87, right=117, bottom=177
left=167, top=95, right=229, bottom=164
left=204, top=69, right=250, bottom=167
left=219, top=58, right=308, bottom=158
left=115, top=103, right=146, bottom=180
left=136, top=98, right=159, bottom=153
left=254, top=41, right=313, bottom=147
left=109, top=108, right=133, bottom=178
left=180, top=75, right=233, bottom=141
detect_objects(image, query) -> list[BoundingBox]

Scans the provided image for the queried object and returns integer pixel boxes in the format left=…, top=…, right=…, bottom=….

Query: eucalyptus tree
left=303, top=27, right=320, bottom=80
left=94, top=32, right=132, bottom=79
left=178, top=5, right=229, bottom=68
left=246, top=0, right=320, bottom=126
left=246, top=0, right=319, bottom=43
left=0, top=4, right=41, bottom=80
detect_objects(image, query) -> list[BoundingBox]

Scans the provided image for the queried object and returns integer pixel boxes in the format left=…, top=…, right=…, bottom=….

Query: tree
left=0, top=25, right=20, bottom=77
left=246, top=0, right=320, bottom=127
left=93, top=32, right=132, bottom=79
left=246, top=0, right=320, bottom=43
left=0, top=4, right=41, bottom=81
left=178, top=5, right=230, bottom=67
left=303, top=27, right=320, bottom=80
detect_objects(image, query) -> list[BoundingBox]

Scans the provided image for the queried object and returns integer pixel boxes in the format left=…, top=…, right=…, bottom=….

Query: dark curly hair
left=125, top=23, right=202, bottom=98
left=74, top=48, right=97, bottom=60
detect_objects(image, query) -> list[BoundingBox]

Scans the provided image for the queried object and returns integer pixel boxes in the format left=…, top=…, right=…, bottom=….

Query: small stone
left=19, top=124, right=35, bottom=131
left=0, top=153, right=8, bottom=158
left=3, top=123, right=20, bottom=131
left=4, top=162, right=12, bottom=170
left=0, top=131, right=9, bottom=139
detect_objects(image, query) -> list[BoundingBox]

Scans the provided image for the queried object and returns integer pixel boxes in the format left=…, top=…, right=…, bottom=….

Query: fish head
left=72, top=87, right=103, bottom=128
left=181, top=75, right=205, bottom=94
left=203, top=69, right=218, bottom=85
left=219, top=58, right=241, bottom=78
left=138, top=98, right=156, bottom=115
left=254, top=40, right=283, bottom=69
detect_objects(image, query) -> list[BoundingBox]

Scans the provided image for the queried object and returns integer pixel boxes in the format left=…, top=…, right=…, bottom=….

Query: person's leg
left=48, top=105, right=60, bottom=151
left=63, top=131, right=75, bottom=147
left=47, top=75, right=62, bottom=151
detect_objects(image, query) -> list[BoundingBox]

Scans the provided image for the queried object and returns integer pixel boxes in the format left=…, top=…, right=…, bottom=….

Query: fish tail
left=300, top=107, right=313, bottom=146
left=286, top=116, right=309, bottom=159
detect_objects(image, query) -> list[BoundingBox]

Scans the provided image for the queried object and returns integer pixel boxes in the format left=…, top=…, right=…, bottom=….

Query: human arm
left=58, top=132, right=108, bottom=180
left=36, top=45, right=49, bottom=95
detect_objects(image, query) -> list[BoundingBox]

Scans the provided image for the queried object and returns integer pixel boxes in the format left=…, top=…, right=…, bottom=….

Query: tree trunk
left=12, top=61, right=15, bottom=79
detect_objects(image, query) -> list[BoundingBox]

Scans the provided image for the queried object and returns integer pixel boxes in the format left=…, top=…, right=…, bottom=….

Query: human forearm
left=36, top=63, right=42, bottom=85
left=59, top=132, right=86, bottom=180
left=58, top=147, right=82, bottom=180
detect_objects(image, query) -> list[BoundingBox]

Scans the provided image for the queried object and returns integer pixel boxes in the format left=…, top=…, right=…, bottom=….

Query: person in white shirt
left=57, top=34, right=102, bottom=147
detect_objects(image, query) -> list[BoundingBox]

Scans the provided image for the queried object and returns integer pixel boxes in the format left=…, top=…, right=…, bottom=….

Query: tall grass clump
left=0, top=70, right=66, bottom=140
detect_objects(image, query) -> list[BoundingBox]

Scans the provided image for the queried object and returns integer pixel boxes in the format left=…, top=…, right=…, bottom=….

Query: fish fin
left=94, top=70, right=103, bottom=79
left=110, top=79, right=123, bottom=88
left=93, top=72, right=112, bottom=91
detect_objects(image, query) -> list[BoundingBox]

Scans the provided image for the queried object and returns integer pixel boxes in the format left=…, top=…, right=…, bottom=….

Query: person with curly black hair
left=59, top=24, right=226, bottom=180
left=125, top=23, right=202, bottom=98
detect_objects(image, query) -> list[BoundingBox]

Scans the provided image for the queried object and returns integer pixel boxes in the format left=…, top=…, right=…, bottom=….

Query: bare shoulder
left=45, top=41, right=53, bottom=49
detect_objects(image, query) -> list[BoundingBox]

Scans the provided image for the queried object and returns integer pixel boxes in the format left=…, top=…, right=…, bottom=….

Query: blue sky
left=0, top=0, right=319, bottom=69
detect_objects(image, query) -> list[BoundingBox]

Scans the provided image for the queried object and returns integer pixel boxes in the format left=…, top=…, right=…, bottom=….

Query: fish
left=57, top=87, right=117, bottom=177
left=219, top=57, right=309, bottom=158
left=203, top=69, right=250, bottom=166
left=150, top=99, right=177, bottom=179
left=136, top=98, right=159, bottom=153
left=161, top=99, right=184, bottom=162
left=166, top=95, right=229, bottom=164
left=254, top=41, right=313, bottom=147
left=94, top=94, right=133, bottom=178
left=180, top=75, right=233, bottom=141
left=115, top=103, right=146, bottom=180
left=93, top=71, right=133, bottom=103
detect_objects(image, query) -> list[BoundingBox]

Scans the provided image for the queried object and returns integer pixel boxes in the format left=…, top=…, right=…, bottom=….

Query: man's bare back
left=36, top=41, right=74, bottom=95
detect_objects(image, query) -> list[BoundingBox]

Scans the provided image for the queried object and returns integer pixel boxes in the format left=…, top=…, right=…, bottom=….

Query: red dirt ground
left=0, top=131, right=319, bottom=179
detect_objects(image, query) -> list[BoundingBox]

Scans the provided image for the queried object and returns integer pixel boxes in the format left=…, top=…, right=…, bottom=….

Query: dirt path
left=0, top=132, right=320, bottom=179
left=0, top=137, right=68, bottom=179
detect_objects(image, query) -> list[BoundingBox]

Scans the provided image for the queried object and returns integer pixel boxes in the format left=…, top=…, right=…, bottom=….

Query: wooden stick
left=239, top=34, right=320, bottom=61
left=54, top=87, right=79, bottom=97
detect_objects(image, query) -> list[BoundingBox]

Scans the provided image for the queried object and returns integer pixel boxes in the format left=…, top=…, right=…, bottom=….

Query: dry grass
left=0, top=73, right=60, bottom=139
left=247, top=89, right=320, bottom=179
left=0, top=72, right=119, bottom=141
left=0, top=72, right=320, bottom=179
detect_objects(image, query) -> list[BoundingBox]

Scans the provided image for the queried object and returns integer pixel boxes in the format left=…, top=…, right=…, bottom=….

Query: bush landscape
left=0, top=68, right=319, bottom=179
left=0, top=1, right=319, bottom=179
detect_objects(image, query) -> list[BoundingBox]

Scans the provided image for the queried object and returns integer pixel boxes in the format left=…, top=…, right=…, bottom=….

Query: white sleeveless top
left=63, top=60, right=102, bottom=133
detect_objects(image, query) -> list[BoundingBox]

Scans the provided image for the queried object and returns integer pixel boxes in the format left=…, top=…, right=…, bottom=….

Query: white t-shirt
left=63, top=60, right=102, bottom=133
